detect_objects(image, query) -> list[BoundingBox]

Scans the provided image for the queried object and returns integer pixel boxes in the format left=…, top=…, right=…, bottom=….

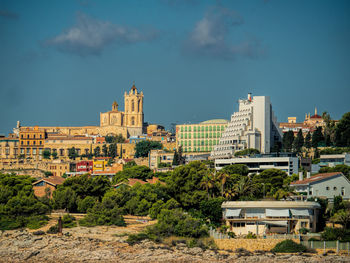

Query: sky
left=1, top=0, right=349, bottom=135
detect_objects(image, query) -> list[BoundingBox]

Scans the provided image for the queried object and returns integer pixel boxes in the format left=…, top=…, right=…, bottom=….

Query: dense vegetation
left=0, top=173, right=50, bottom=230
left=281, top=111, right=350, bottom=152
left=134, top=140, right=162, bottom=158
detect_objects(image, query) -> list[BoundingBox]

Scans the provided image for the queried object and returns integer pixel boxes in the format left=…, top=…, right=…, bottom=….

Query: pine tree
left=304, top=132, right=312, bottom=149
left=293, top=129, right=304, bottom=153
left=102, top=144, right=108, bottom=157
left=172, top=150, right=179, bottom=165
left=312, top=127, right=324, bottom=148
left=282, top=131, right=294, bottom=152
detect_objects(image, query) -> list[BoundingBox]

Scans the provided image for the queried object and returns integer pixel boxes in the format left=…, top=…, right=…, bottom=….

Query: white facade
left=215, top=155, right=299, bottom=176
left=291, top=172, right=350, bottom=201
left=211, top=94, right=281, bottom=159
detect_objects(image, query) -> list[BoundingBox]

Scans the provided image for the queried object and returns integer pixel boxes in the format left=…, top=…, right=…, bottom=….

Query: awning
left=290, top=209, right=310, bottom=216
left=225, top=208, right=241, bottom=217
left=245, top=208, right=265, bottom=218
left=266, top=209, right=290, bottom=217
left=262, top=221, right=288, bottom=226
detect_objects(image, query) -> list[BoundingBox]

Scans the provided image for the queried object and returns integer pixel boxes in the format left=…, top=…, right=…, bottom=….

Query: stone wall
left=215, top=238, right=300, bottom=251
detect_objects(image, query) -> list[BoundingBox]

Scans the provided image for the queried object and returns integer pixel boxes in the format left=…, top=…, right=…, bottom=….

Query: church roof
left=310, top=114, right=322, bottom=119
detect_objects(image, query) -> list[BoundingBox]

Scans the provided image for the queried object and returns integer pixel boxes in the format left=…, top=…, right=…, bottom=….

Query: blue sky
left=1, top=0, right=349, bottom=134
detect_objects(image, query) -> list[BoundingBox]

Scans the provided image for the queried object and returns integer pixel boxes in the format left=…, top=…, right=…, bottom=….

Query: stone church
left=100, top=83, right=144, bottom=137
left=19, top=84, right=145, bottom=138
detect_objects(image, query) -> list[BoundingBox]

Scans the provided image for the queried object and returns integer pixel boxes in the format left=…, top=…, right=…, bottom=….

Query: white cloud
left=185, top=6, right=265, bottom=60
left=45, top=13, right=158, bottom=56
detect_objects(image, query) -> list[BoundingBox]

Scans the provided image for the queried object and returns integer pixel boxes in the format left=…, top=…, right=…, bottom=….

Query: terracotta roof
left=310, top=114, right=322, bottom=119
left=290, top=172, right=343, bottom=185
left=33, top=176, right=65, bottom=186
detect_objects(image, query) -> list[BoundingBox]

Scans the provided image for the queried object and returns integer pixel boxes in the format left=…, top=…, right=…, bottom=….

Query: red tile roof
left=33, top=176, right=65, bottom=186
left=290, top=172, right=343, bottom=185
left=310, top=114, right=322, bottom=119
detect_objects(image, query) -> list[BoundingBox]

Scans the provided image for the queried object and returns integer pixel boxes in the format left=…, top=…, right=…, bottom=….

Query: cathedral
left=100, top=83, right=144, bottom=137
left=18, top=83, right=145, bottom=138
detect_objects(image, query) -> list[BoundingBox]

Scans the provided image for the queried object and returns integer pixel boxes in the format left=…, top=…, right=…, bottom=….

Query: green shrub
left=126, top=233, right=153, bottom=245
left=271, top=239, right=307, bottom=253
left=0, top=216, right=22, bottom=230
left=46, top=224, right=59, bottom=234
left=246, top=232, right=257, bottom=239
left=228, top=232, right=236, bottom=238
left=321, top=227, right=350, bottom=241
left=62, top=214, right=77, bottom=228
left=299, top=227, right=310, bottom=235
left=26, top=215, right=49, bottom=229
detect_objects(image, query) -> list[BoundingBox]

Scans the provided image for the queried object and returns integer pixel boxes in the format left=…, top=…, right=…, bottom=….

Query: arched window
left=132, top=100, right=135, bottom=112
left=131, top=116, right=135, bottom=125
left=138, top=100, right=140, bottom=112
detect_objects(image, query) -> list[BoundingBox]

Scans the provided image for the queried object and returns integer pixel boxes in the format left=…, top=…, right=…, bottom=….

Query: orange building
left=19, top=126, right=45, bottom=160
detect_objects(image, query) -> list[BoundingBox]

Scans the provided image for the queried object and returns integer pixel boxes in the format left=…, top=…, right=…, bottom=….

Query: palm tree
left=233, top=176, right=257, bottom=199
left=217, top=171, right=230, bottom=197
left=200, top=170, right=216, bottom=199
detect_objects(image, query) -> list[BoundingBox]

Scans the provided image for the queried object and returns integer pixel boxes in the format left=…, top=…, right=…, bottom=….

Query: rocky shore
left=0, top=229, right=349, bottom=263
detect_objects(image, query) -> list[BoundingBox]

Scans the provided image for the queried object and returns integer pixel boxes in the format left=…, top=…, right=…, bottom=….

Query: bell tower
left=124, top=82, right=144, bottom=131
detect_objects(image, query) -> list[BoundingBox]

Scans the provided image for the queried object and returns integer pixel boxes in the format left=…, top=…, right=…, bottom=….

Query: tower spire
left=315, top=107, right=317, bottom=116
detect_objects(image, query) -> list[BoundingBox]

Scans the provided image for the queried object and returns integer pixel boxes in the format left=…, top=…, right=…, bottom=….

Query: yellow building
left=19, top=83, right=145, bottom=138
left=176, top=119, right=228, bottom=153
left=19, top=126, right=45, bottom=161
left=93, top=158, right=109, bottom=172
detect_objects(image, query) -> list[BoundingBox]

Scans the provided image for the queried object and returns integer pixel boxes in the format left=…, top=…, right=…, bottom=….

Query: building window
left=301, top=222, right=308, bottom=228
left=33, top=141, right=36, bottom=145
left=27, top=135, right=29, bottom=139
left=33, top=149, right=36, bottom=155
left=334, top=187, right=337, bottom=191
left=131, top=116, right=135, bottom=126
left=26, top=148, right=30, bottom=155
left=326, top=186, right=330, bottom=190
left=33, top=135, right=36, bottom=139
left=341, top=187, right=345, bottom=196
left=27, top=141, right=30, bottom=145
left=132, top=100, right=135, bottom=112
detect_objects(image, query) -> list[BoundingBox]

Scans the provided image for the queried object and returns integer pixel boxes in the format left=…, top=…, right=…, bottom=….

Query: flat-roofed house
left=290, top=172, right=350, bottom=201
left=222, top=201, right=320, bottom=236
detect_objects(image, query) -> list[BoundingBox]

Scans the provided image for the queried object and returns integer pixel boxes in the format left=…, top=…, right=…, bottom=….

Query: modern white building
left=211, top=93, right=282, bottom=159
left=215, top=153, right=299, bottom=176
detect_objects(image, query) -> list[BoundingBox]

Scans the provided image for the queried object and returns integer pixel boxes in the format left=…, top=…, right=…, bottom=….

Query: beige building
left=47, top=159, right=71, bottom=177
left=149, top=149, right=174, bottom=170
left=0, top=135, right=19, bottom=160
left=176, top=119, right=228, bottom=153
left=43, top=134, right=136, bottom=160
left=20, top=83, right=144, bottom=138
left=222, top=201, right=320, bottom=236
